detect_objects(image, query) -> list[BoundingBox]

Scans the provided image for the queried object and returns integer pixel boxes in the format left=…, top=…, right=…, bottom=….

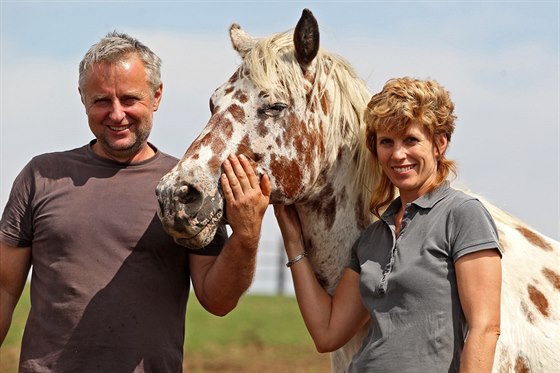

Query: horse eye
left=270, top=103, right=287, bottom=111
left=259, top=102, right=288, bottom=117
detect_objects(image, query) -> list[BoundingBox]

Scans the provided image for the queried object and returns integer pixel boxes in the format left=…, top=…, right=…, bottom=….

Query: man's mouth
left=109, top=125, right=131, bottom=132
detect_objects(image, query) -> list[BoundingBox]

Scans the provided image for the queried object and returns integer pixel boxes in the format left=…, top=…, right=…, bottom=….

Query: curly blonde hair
left=364, top=77, right=457, bottom=218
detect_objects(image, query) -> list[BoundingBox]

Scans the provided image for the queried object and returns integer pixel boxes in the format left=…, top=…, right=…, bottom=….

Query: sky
left=1, top=0, right=558, bottom=268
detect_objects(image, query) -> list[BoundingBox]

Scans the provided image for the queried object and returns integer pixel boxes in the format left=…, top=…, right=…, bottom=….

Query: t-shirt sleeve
left=0, top=161, right=35, bottom=247
left=187, top=224, right=228, bottom=256
left=449, top=198, right=502, bottom=262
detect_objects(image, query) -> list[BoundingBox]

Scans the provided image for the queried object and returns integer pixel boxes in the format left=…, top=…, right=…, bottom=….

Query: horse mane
left=240, top=30, right=377, bottom=216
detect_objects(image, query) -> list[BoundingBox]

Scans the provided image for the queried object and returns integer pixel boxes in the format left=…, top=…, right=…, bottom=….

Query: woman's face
left=376, top=122, right=447, bottom=204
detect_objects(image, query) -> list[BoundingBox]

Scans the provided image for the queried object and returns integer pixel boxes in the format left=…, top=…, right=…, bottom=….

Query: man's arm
left=190, top=154, right=271, bottom=316
left=0, top=242, right=31, bottom=344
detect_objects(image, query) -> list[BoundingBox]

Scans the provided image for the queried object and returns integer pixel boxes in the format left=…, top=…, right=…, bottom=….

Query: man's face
left=79, top=55, right=162, bottom=163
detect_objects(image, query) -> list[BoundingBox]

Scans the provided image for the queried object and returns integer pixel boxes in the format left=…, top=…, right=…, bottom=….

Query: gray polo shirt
left=348, top=182, right=501, bottom=372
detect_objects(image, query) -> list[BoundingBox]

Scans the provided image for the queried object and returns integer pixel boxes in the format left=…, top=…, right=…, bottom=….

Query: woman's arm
left=456, top=249, right=501, bottom=373
left=274, top=205, right=369, bottom=352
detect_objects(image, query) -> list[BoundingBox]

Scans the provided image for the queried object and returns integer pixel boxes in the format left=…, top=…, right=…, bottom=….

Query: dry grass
left=185, top=344, right=330, bottom=372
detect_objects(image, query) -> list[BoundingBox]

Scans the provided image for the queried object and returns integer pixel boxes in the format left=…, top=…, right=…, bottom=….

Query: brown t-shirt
left=0, top=142, right=226, bottom=372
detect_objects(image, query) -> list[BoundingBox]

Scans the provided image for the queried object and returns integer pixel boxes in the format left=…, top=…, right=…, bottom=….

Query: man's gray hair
left=78, top=31, right=162, bottom=94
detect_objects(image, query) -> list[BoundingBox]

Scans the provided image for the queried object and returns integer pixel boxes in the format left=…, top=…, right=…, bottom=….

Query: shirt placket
left=376, top=204, right=415, bottom=296
left=399, top=203, right=414, bottom=236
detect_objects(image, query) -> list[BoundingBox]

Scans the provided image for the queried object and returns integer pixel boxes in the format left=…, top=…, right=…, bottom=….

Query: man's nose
left=109, top=100, right=126, bottom=122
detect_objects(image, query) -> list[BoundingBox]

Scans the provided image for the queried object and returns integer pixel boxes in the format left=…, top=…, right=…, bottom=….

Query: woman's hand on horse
left=274, top=205, right=304, bottom=255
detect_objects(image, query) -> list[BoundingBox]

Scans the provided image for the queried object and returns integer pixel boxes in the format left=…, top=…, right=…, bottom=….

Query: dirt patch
left=0, top=347, right=20, bottom=373
left=185, top=344, right=330, bottom=372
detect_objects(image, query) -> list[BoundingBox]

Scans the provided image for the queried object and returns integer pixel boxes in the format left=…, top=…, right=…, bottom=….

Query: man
left=0, top=31, right=270, bottom=372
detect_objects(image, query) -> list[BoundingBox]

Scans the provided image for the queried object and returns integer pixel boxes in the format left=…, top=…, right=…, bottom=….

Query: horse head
left=156, top=9, right=374, bottom=252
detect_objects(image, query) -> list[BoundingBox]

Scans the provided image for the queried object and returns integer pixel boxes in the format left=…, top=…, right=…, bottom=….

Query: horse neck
left=296, top=145, right=373, bottom=293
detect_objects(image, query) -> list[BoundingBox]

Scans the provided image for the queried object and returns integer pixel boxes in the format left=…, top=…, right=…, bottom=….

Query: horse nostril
left=176, top=184, right=202, bottom=206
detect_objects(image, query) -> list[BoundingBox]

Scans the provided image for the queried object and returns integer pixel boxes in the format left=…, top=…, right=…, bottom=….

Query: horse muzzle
left=156, top=168, right=224, bottom=249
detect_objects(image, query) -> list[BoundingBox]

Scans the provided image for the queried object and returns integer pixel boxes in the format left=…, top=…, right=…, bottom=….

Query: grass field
left=0, top=286, right=330, bottom=372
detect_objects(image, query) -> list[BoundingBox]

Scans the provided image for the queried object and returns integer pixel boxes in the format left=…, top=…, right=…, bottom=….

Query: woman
left=274, top=77, right=502, bottom=372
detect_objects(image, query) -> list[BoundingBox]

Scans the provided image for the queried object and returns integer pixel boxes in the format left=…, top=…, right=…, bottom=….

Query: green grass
left=1, top=286, right=329, bottom=372
left=2, top=285, right=31, bottom=346
left=186, top=292, right=313, bottom=351
left=1, top=284, right=32, bottom=373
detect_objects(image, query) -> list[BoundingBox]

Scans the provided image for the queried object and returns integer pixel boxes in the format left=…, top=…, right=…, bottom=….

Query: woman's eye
left=405, top=137, right=419, bottom=145
left=259, top=103, right=287, bottom=117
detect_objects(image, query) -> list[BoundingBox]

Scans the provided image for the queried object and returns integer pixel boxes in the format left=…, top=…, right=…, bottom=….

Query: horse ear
left=230, top=24, right=256, bottom=58
left=293, top=8, right=320, bottom=70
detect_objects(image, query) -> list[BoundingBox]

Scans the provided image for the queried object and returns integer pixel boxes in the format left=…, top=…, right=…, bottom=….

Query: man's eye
left=93, top=98, right=110, bottom=105
left=122, top=97, right=139, bottom=105
left=259, top=103, right=287, bottom=117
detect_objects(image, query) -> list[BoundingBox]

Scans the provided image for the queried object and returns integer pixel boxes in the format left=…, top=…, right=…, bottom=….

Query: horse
left=156, top=9, right=560, bottom=372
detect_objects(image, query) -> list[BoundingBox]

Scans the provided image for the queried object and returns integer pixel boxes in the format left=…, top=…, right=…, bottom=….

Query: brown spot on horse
left=517, top=225, right=554, bottom=251
left=527, top=284, right=549, bottom=317
left=542, top=267, right=560, bottom=291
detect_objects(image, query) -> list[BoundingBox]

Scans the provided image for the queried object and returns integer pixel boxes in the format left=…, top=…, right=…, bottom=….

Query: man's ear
left=78, top=87, right=85, bottom=105
left=152, top=83, right=163, bottom=112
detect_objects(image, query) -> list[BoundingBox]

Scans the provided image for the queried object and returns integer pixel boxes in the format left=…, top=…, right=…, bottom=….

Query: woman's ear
left=435, top=133, right=448, bottom=157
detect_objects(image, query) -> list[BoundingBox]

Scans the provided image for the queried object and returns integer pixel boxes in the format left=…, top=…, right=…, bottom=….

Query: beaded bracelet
left=286, top=252, right=308, bottom=268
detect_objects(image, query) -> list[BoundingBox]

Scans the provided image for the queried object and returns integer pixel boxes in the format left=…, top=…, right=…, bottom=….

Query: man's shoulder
left=28, top=145, right=88, bottom=167
left=157, top=150, right=179, bottom=163
left=153, top=149, right=180, bottom=168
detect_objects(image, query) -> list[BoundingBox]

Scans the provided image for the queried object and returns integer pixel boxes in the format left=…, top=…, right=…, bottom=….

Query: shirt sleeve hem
left=453, top=240, right=502, bottom=262
left=0, top=232, right=31, bottom=248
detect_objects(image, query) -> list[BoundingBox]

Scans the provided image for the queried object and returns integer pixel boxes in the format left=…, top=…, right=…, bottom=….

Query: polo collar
left=382, top=181, right=452, bottom=220
left=413, top=181, right=452, bottom=209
